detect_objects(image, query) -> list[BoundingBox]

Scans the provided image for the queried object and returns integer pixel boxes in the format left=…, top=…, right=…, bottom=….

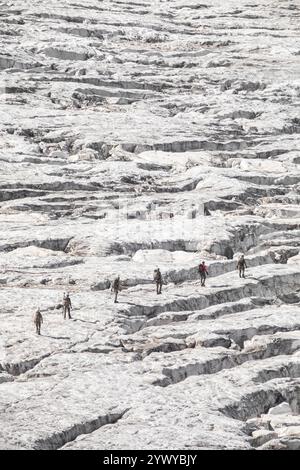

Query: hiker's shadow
left=73, top=318, right=99, bottom=324
left=246, top=276, right=260, bottom=281
left=121, top=302, right=145, bottom=307
left=43, top=335, right=71, bottom=340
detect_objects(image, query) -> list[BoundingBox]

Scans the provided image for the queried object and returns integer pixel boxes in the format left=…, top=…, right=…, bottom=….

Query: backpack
left=199, top=264, right=206, bottom=273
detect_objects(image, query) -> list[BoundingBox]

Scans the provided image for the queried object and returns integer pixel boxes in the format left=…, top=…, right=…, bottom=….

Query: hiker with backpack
left=198, top=261, right=209, bottom=287
left=236, top=255, right=247, bottom=278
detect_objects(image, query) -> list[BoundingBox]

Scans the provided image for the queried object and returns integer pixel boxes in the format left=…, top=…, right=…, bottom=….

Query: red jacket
left=199, top=263, right=208, bottom=274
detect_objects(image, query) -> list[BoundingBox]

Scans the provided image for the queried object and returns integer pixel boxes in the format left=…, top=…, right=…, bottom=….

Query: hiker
left=154, top=268, right=163, bottom=294
left=111, top=276, right=121, bottom=303
left=237, top=255, right=247, bottom=278
left=63, top=293, right=72, bottom=319
left=198, top=261, right=209, bottom=287
left=33, top=309, right=43, bottom=335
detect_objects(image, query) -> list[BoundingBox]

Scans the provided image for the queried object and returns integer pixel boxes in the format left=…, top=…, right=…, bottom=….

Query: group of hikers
left=33, top=293, right=72, bottom=335
left=111, top=255, right=248, bottom=302
left=111, top=267, right=163, bottom=304
left=33, top=255, right=248, bottom=334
